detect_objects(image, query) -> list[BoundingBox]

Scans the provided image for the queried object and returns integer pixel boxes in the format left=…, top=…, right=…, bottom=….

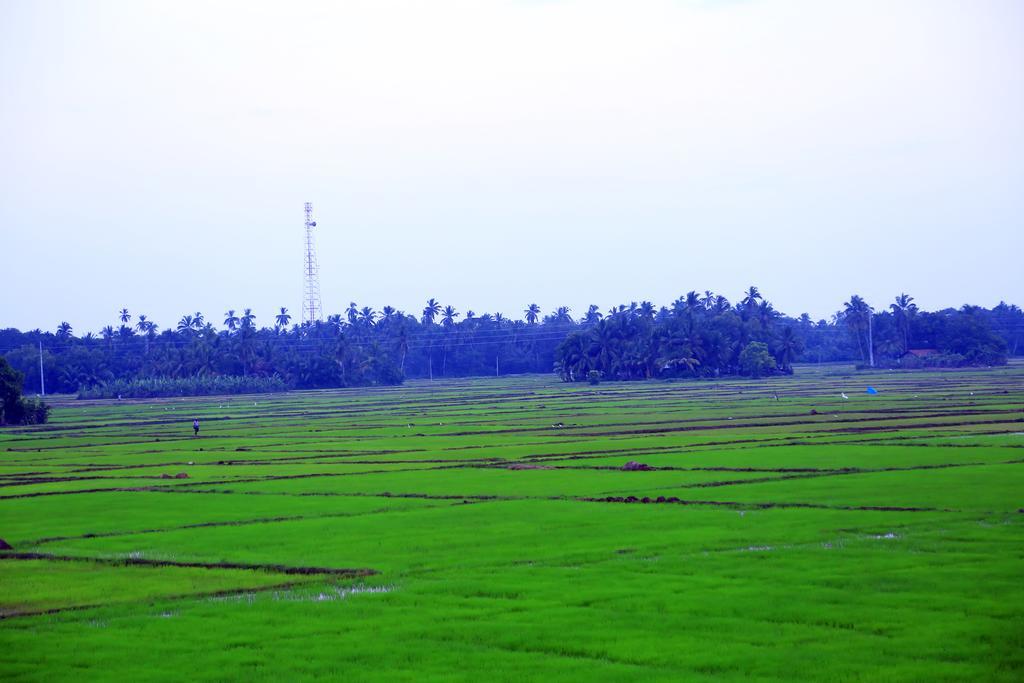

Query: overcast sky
left=2, top=0, right=1021, bottom=333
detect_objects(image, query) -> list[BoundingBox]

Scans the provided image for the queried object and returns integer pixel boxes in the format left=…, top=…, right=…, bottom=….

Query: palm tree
left=583, top=305, right=602, bottom=325
left=394, top=322, right=410, bottom=374
left=741, top=286, right=761, bottom=319
left=135, top=316, right=155, bottom=353
left=843, top=295, right=873, bottom=365
left=441, top=305, right=460, bottom=328
left=177, top=315, right=194, bottom=335
left=890, top=293, right=917, bottom=354
left=554, top=332, right=589, bottom=381
left=56, top=321, right=73, bottom=340
left=101, top=325, right=115, bottom=350
left=381, top=306, right=396, bottom=322
left=346, top=302, right=359, bottom=326
left=774, top=326, right=802, bottom=372
left=589, top=319, right=620, bottom=377
left=191, top=312, right=204, bottom=330
left=119, top=308, right=131, bottom=325
left=240, top=308, right=256, bottom=331
left=359, top=307, right=378, bottom=327
left=422, top=298, right=441, bottom=325
left=224, top=310, right=240, bottom=332
left=525, top=303, right=541, bottom=325
left=275, top=307, right=291, bottom=329
left=757, top=300, right=777, bottom=329
left=552, top=306, right=573, bottom=324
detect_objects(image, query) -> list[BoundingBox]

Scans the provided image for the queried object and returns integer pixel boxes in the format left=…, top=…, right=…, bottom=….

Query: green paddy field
left=1, top=363, right=1022, bottom=681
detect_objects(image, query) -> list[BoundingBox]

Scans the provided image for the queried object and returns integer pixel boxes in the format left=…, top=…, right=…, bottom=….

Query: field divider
left=0, top=551, right=377, bottom=577
left=576, top=495, right=953, bottom=513
left=0, top=579, right=318, bottom=621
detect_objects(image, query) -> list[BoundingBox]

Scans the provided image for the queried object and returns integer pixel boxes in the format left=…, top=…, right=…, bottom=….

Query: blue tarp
left=866, top=387, right=878, bottom=395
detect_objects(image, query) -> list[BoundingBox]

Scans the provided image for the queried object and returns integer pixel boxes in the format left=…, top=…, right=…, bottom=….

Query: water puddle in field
left=207, top=592, right=258, bottom=604
left=272, top=584, right=395, bottom=603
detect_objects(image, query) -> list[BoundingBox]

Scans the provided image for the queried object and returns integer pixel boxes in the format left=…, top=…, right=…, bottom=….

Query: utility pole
left=867, top=306, right=875, bottom=368
left=301, top=202, right=323, bottom=326
left=38, top=340, right=45, bottom=396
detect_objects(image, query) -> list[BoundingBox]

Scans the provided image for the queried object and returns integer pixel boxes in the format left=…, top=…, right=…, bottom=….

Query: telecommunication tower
left=302, top=202, right=323, bottom=325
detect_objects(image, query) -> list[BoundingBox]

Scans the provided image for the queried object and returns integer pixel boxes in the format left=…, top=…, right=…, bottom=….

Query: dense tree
left=1, top=291, right=1014, bottom=396
left=0, top=356, right=49, bottom=424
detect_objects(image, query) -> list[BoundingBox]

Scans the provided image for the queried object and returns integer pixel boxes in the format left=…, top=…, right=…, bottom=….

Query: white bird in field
left=841, top=393, right=849, bottom=400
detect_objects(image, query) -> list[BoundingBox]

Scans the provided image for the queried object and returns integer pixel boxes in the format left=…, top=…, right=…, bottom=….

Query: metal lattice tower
left=302, top=202, right=323, bottom=325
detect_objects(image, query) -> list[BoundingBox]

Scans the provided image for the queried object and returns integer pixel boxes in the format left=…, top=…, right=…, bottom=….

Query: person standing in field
left=193, top=418, right=200, bottom=437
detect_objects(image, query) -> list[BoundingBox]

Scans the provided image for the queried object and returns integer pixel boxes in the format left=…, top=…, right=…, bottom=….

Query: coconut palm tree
left=240, top=308, right=256, bottom=331
left=346, top=302, right=359, bottom=326
left=359, top=307, right=378, bottom=327
left=191, top=312, right=204, bottom=331
left=843, top=295, right=872, bottom=364
left=275, top=307, right=291, bottom=329
left=740, top=286, right=762, bottom=319
left=890, top=293, right=917, bottom=354
left=56, top=321, right=73, bottom=340
left=441, top=305, right=460, bottom=328
left=224, top=310, right=240, bottom=332
left=422, top=298, right=441, bottom=325
left=525, top=303, right=541, bottom=325
left=774, top=326, right=802, bottom=372
left=119, top=308, right=131, bottom=325
left=551, top=306, right=573, bottom=324
left=757, top=300, right=778, bottom=329
left=101, top=325, right=115, bottom=349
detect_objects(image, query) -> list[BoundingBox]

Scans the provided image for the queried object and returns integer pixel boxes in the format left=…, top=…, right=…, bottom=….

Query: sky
left=1, top=0, right=1022, bottom=334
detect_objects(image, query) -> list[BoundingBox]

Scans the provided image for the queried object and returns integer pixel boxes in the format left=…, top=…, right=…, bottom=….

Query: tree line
left=553, top=290, right=1016, bottom=382
left=0, top=291, right=1019, bottom=396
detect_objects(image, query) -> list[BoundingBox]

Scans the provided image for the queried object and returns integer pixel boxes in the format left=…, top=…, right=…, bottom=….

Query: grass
left=1, top=362, right=1023, bottom=681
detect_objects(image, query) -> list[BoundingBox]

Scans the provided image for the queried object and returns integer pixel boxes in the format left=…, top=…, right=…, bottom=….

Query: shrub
left=739, top=342, right=775, bottom=379
left=78, top=375, right=288, bottom=399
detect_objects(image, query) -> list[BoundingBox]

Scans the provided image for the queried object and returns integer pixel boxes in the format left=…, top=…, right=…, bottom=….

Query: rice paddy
left=1, top=363, right=1023, bottom=681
